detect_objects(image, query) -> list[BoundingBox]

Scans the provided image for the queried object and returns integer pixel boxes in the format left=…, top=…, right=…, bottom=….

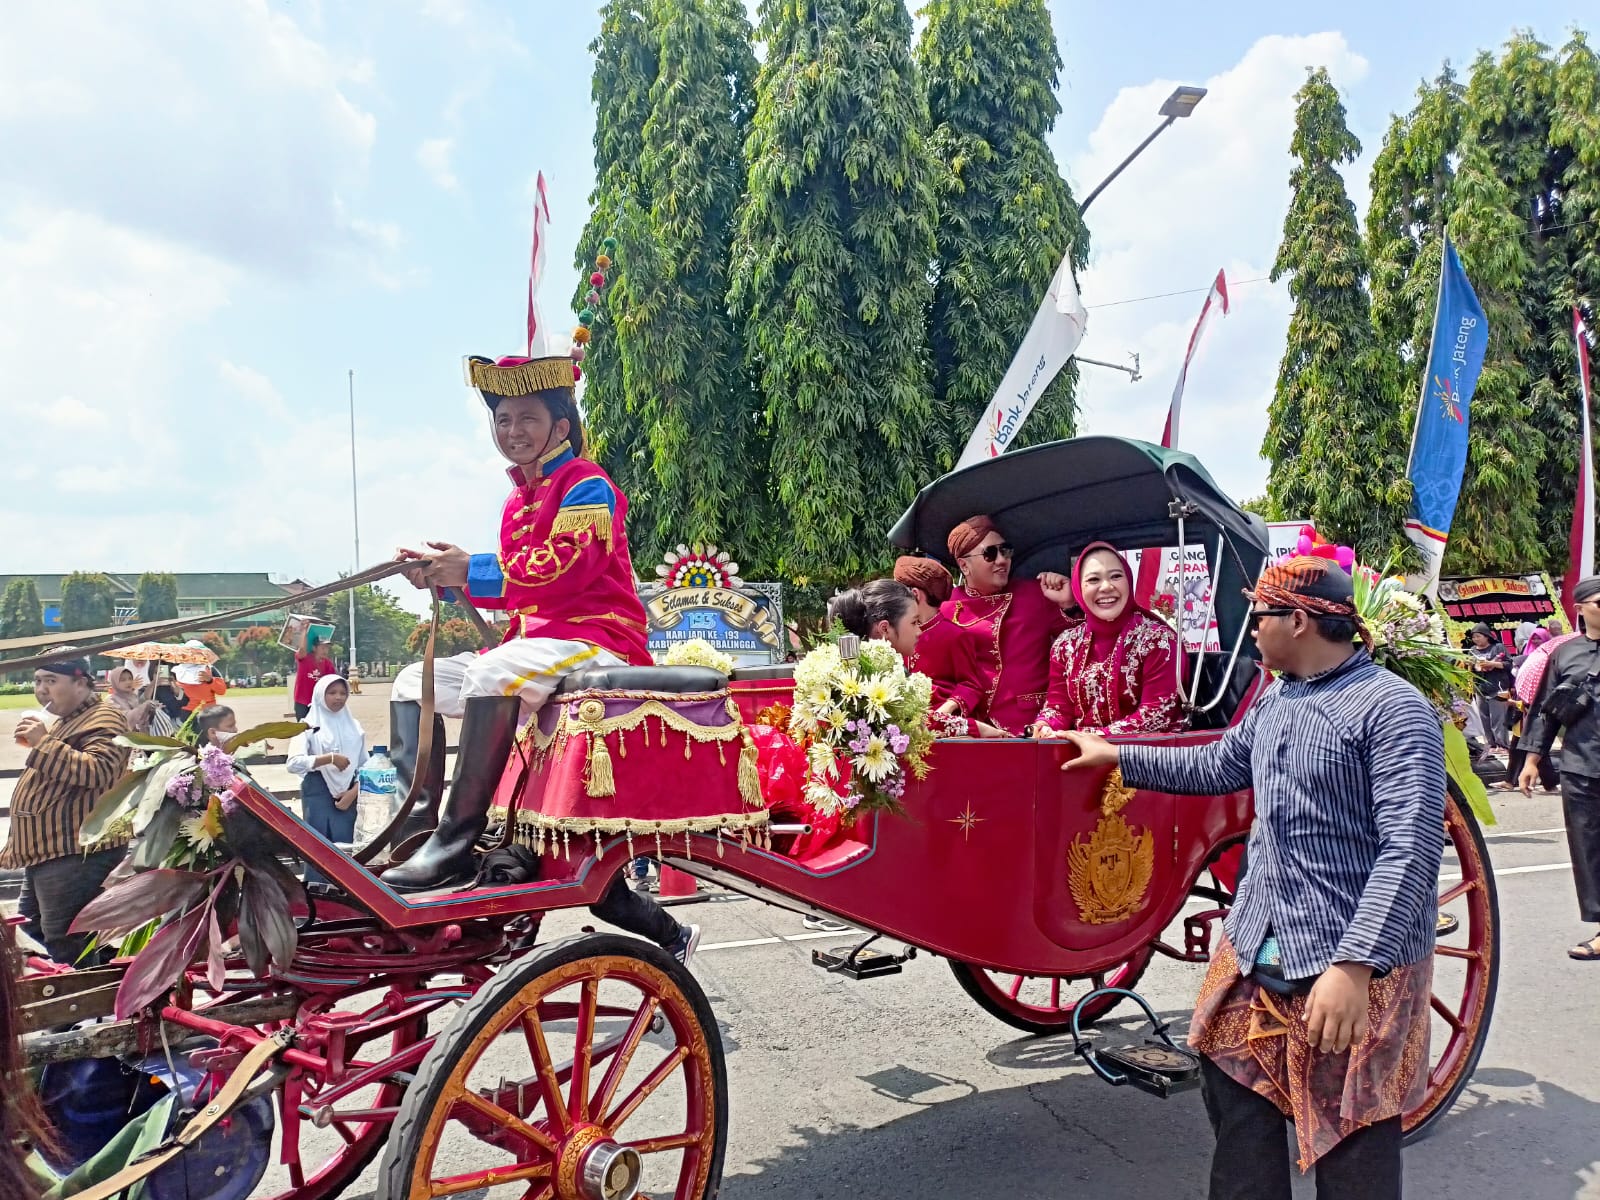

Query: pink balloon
left=1335, top=546, right=1356, bottom=571
left=1296, top=534, right=1313, bottom=557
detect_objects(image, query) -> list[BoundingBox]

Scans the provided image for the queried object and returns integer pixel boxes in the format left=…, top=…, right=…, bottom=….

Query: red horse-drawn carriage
left=15, top=437, right=1497, bottom=1200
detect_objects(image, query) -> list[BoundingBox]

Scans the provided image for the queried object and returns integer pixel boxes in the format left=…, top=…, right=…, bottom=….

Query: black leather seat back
left=552, top=665, right=727, bottom=696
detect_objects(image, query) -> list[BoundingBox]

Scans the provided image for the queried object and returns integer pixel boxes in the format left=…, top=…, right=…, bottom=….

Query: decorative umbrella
left=116, top=641, right=218, bottom=666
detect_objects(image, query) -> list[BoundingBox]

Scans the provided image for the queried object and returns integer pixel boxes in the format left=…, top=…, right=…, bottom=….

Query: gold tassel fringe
left=465, top=355, right=573, bottom=395
left=586, top=731, right=616, bottom=797
left=550, top=505, right=614, bottom=551
left=738, top=731, right=763, bottom=808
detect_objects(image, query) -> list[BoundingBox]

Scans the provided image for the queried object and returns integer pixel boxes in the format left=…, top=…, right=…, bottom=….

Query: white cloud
left=1067, top=33, right=1370, bottom=507
left=418, top=137, right=461, bottom=191
left=0, top=0, right=388, bottom=280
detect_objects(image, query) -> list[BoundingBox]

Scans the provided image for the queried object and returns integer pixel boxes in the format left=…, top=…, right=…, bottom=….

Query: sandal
left=1568, top=935, right=1600, bottom=961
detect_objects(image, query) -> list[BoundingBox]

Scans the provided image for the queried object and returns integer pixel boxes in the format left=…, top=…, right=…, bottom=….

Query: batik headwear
left=894, top=556, right=953, bottom=605
left=1245, top=555, right=1374, bottom=652
left=1573, top=574, right=1600, bottom=603
left=947, top=515, right=999, bottom=562
left=174, top=641, right=212, bottom=686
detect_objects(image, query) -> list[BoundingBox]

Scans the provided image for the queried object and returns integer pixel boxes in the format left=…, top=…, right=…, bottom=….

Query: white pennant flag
left=954, top=250, right=1089, bottom=469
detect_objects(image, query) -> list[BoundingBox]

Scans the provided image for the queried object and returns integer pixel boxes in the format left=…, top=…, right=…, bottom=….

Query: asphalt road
left=20, top=786, right=1597, bottom=1199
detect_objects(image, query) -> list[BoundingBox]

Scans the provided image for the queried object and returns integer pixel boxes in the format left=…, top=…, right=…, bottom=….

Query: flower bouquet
left=788, top=640, right=935, bottom=818
left=661, top=637, right=736, bottom=676
left=1295, top=525, right=1491, bottom=825
left=69, top=720, right=308, bottom=1018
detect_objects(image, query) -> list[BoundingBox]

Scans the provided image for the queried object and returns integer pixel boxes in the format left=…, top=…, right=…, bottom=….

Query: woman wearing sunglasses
left=1033, top=542, right=1185, bottom=737
left=945, top=515, right=1077, bottom=734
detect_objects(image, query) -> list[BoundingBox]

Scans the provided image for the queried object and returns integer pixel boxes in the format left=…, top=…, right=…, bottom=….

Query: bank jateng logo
left=1431, top=312, right=1480, bottom=423
left=986, top=354, right=1050, bottom=456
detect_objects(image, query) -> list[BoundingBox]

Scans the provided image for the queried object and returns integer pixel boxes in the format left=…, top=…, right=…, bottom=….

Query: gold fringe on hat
left=464, top=355, right=575, bottom=396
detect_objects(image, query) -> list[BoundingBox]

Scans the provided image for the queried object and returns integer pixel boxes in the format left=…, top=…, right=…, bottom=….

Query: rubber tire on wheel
left=949, top=945, right=1155, bottom=1035
left=375, top=932, right=728, bottom=1200
left=1403, top=783, right=1500, bottom=1142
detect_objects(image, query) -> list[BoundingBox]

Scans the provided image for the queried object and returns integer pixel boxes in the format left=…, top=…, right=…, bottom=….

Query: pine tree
left=577, top=0, right=659, bottom=510
left=1262, top=69, right=1406, bottom=555
left=59, top=571, right=115, bottom=633
left=919, top=0, right=1087, bottom=453
left=618, top=0, right=763, bottom=565
left=135, top=572, right=180, bottom=622
left=730, top=0, right=942, bottom=579
left=0, top=579, right=43, bottom=641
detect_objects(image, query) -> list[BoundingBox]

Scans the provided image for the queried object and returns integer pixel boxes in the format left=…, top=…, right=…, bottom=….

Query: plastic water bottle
left=355, top=746, right=398, bottom=845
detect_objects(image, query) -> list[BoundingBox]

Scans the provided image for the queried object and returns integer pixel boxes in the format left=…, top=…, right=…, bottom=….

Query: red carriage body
left=16, top=438, right=1498, bottom=1200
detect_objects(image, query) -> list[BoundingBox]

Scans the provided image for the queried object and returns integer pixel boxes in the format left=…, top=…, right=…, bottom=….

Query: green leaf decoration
left=1443, top=720, right=1496, bottom=827
left=77, top=770, right=154, bottom=847
left=223, top=721, right=306, bottom=755
left=129, top=800, right=185, bottom=869
left=114, top=731, right=190, bottom=750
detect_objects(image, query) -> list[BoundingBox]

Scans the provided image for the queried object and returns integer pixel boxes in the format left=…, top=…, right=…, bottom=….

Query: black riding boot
left=381, top=696, right=519, bottom=892
left=388, top=701, right=448, bottom=841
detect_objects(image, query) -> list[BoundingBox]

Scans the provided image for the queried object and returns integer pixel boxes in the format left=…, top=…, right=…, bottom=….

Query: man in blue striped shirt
left=1061, top=555, right=1444, bottom=1199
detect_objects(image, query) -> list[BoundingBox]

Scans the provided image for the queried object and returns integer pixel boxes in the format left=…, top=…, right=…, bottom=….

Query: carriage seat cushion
left=552, top=665, right=727, bottom=696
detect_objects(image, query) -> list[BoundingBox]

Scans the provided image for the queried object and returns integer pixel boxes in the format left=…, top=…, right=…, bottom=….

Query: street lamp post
left=347, top=369, right=360, bottom=673
left=1079, top=85, right=1207, bottom=215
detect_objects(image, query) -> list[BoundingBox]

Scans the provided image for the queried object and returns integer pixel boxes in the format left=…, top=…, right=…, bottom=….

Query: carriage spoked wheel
left=377, top=933, right=727, bottom=1200
left=1404, top=784, right=1500, bottom=1142
left=948, top=945, right=1155, bottom=1034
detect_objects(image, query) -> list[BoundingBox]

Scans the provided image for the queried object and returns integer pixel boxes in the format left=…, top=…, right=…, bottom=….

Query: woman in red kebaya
left=1034, top=541, right=1185, bottom=737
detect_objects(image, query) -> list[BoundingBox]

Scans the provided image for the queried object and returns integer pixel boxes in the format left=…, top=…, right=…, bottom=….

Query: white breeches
left=390, top=639, right=624, bottom=718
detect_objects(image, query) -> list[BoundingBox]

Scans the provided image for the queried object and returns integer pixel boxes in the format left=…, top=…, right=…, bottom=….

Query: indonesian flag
left=1160, top=269, right=1229, bottom=449
left=1135, top=269, right=1230, bottom=606
left=1565, top=307, right=1595, bottom=623
left=526, top=171, right=551, bottom=356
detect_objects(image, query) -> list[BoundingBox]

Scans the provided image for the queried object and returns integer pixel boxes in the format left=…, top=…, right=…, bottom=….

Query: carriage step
left=811, top=941, right=916, bottom=980
left=1090, top=1041, right=1203, bottom=1098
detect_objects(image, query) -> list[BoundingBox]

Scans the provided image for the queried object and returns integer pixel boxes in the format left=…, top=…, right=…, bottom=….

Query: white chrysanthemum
left=837, top=670, right=864, bottom=699
left=661, top=638, right=736, bottom=675
left=853, top=736, right=895, bottom=783
left=804, top=780, right=845, bottom=815
left=862, top=677, right=894, bottom=717
left=807, top=743, right=839, bottom=781
left=858, top=640, right=899, bottom=674
left=794, top=645, right=842, bottom=693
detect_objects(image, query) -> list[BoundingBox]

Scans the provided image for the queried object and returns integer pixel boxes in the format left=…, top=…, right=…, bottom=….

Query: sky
left=1, top=0, right=1591, bottom=616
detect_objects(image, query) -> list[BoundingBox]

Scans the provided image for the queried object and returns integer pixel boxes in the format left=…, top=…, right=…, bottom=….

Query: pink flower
left=198, top=744, right=236, bottom=789
left=166, top=770, right=197, bottom=800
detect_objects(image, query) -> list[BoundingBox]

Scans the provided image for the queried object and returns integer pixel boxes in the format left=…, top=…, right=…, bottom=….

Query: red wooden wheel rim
left=952, top=945, right=1155, bottom=1031
left=407, top=954, right=718, bottom=1200
left=1404, top=790, right=1498, bottom=1136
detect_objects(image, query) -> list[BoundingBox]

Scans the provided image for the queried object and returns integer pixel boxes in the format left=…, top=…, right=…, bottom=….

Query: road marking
left=1441, top=861, right=1570, bottom=883
left=700, top=929, right=855, bottom=953
left=1484, top=826, right=1567, bottom=839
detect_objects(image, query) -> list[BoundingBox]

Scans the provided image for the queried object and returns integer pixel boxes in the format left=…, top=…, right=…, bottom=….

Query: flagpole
left=347, top=368, right=360, bottom=672
left=1404, top=230, right=1451, bottom=478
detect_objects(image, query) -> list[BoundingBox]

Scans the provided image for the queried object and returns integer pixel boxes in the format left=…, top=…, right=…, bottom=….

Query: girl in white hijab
left=288, top=674, right=367, bottom=881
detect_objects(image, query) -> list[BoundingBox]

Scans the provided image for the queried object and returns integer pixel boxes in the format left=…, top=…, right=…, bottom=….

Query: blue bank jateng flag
left=1404, top=234, right=1489, bottom=594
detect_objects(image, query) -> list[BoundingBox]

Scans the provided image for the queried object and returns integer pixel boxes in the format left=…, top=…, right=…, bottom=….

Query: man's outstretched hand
left=1056, top=729, right=1119, bottom=771
left=394, top=542, right=471, bottom=590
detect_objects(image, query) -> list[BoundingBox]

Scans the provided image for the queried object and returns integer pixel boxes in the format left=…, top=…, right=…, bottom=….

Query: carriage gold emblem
left=1067, top=767, right=1154, bottom=925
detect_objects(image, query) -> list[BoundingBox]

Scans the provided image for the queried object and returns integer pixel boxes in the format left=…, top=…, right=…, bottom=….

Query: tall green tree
left=618, top=0, right=763, bottom=564
left=347, top=583, right=418, bottom=666
left=730, top=0, right=942, bottom=579
left=59, top=571, right=116, bottom=633
left=578, top=0, right=660, bottom=512
left=1552, top=32, right=1600, bottom=311
left=0, top=579, right=44, bottom=642
left=1440, top=40, right=1554, bottom=571
left=1262, top=69, right=1406, bottom=555
left=919, top=0, right=1087, bottom=452
left=135, top=572, right=180, bottom=622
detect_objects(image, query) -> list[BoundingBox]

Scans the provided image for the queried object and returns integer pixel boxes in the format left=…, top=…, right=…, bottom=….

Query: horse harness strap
left=65, top=1028, right=292, bottom=1200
